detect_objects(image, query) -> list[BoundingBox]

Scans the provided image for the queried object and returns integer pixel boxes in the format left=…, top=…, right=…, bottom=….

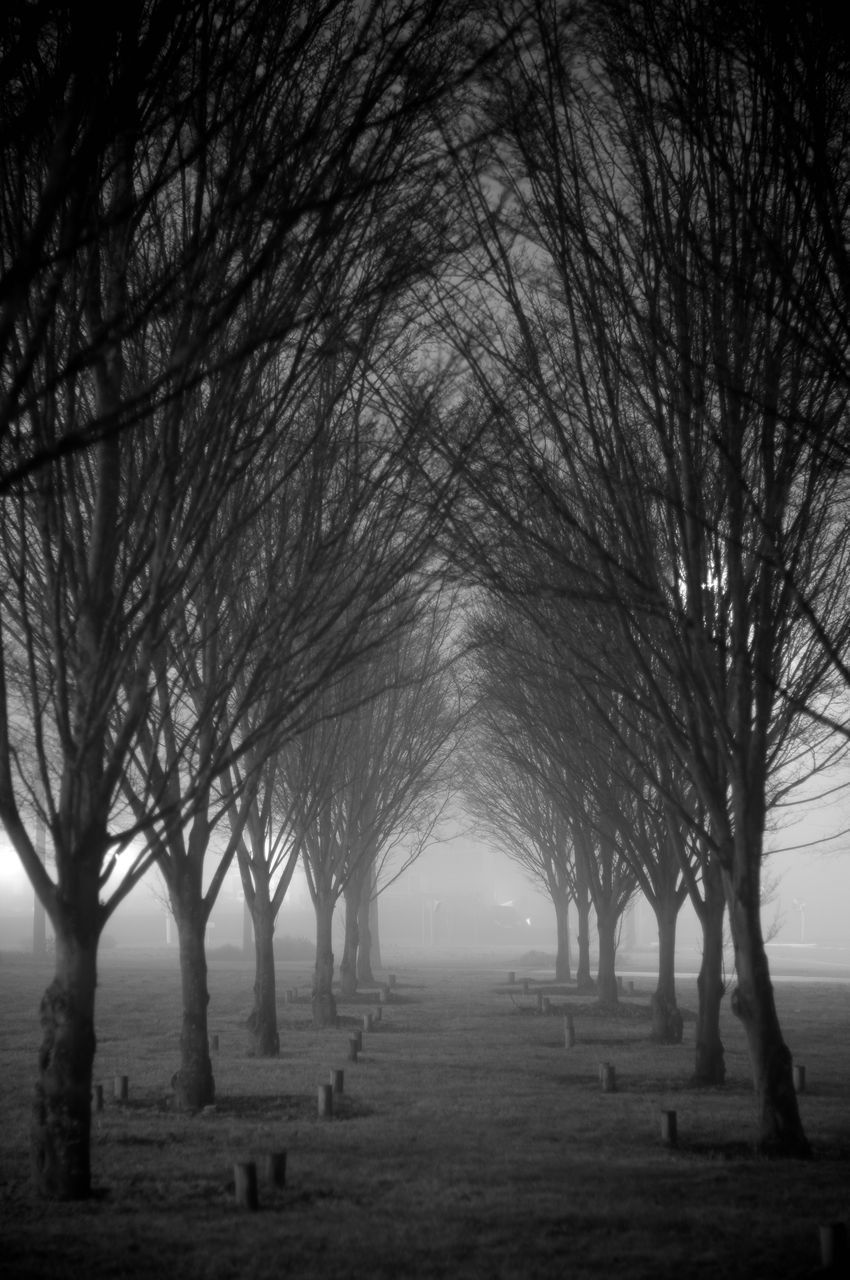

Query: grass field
left=0, top=948, right=848, bottom=1278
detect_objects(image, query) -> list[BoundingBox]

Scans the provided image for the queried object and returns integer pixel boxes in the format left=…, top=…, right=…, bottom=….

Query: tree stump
left=234, top=1160, right=259, bottom=1209
left=114, top=1075, right=129, bottom=1103
left=600, top=1062, right=616, bottom=1092
left=564, top=1014, right=576, bottom=1048
left=92, top=1084, right=103, bottom=1113
left=331, top=1068, right=344, bottom=1095
left=262, top=1151, right=286, bottom=1188
left=819, top=1223, right=848, bottom=1270
left=348, top=1036, right=359, bottom=1063
left=318, top=1083, right=333, bottom=1118
left=661, top=1109, right=678, bottom=1147
left=794, top=1063, right=806, bottom=1093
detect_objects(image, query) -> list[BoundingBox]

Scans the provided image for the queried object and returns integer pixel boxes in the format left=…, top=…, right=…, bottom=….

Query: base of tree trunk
left=312, top=992, right=337, bottom=1028
left=650, top=993, right=684, bottom=1044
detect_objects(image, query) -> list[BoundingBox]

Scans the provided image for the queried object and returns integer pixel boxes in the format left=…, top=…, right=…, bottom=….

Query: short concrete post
left=348, top=1035, right=359, bottom=1063
left=522, top=979, right=529, bottom=994
left=374, top=1006, right=382, bottom=1023
left=210, top=1033, right=219, bottom=1052
left=353, top=1028, right=363, bottom=1051
left=661, top=1109, right=678, bottom=1147
left=388, top=973, right=397, bottom=987
left=819, top=1223, right=848, bottom=1270
left=331, top=1068, right=344, bottom=1095
left=793, top=1063, right=806, bottom=1093
left=536, top=991, right=545, bottom=1014
left=617, top=975, right=624, bottom=994
left=507, top=970, right=515, bottom=985
left=600, top=1062, right=616, bottom=1093
left=234, top=1160, right=259, bottom=1209
left=92, top=1084, right=103, bottom=1112
left=628, top=980, right=635, bottom=995
left=564, top=1014, right=575, bottom=1048
left=542, top=996, right=552, bottom=1015
left=318, top=1083, right=334, bottom=1118
left=262, top=1151, right=287, bottom=1188
left=379, top=986, right=389, bottom=1004
left=363, top=1013, right=373, bottom=1032
left=114, top=1074, right=129, bottom=1103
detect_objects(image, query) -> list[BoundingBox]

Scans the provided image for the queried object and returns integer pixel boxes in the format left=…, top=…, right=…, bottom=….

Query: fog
left=1, top=785, right=848, bottom=968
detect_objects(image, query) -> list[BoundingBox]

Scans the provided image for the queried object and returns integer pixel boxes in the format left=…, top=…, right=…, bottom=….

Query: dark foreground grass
left=0, top=950, right=848, bottom=1279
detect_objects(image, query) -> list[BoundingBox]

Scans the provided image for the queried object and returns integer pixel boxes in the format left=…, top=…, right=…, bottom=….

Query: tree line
left=1, top=0, right=849, bottom=1197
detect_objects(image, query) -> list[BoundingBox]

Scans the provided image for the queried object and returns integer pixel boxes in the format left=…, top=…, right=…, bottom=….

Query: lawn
left=0, top=948, right=848, bottom=1278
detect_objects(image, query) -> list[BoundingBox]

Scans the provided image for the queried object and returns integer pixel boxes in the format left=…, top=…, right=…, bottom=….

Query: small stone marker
left=793, top=1063, right=806, bottom=1093
left=661, top=1109, right=678, bottom=1147
left=331, top=1068, right=344, bottom=1095
left=318, top=1083, right=333, bottom=1118
left=114, top=1074, right=129, bottom=1103
left=234, top=1160, right=259, bottom=1209
left=92, top=1084, right=103, bottom=1112
left=564, top=1014, right=576, bottom=1048
left=348, top=1035, right=359, bottom=1063
left=262, top=1151, right=287, bottom=1188
left=819, top=1223, right=848, bottom=1270
left=600, top=1062, right=616, bottom=1093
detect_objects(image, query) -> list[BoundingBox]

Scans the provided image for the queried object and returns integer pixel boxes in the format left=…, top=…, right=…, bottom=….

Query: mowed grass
left=0, top=950, right=848, bottom=1279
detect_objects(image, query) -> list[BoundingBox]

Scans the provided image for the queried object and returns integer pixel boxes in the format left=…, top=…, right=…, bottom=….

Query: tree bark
left=356, top=871, right=376, bottom=986
left=553, top=890, right=572, bottom=983
left=339, top=883, right=359, bottom=999
left=312, top=889, right=337, bottom=1027
left=650, top=895, right=682, bottom=1043
left=248, top=878, right=279, bottom=1057
left=173, top=903, right=215, bottom=1110
left=574, top=852, right=594, bottom=991
left=725, top=865, right=809, bottom=1156
left=595, top=905, right=619, bottom=1005
left=31, top=920, right=98, bottom=1198
left=693, top=861, right=726, bottom=1085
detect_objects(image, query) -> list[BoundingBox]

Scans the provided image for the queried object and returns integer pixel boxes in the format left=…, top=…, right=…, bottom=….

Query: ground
left=0, top=947, right=848, bottom=1278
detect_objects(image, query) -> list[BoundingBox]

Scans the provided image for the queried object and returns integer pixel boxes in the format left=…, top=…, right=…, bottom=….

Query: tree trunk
left=312, top=890, right=337, bottom=1027
left=368, top=875, right=382, bottom=971
left=693, top=862, right=726, bottom=1085
left=650, top=896, right=682, bottom=1043
left=340, top=883, right=359, bottom=999
left=553, top=890, right=572, bottom=983
left=574, top=852, right=593, bottom=991
left=173, top=904, right=214, bottom=1110
left=248, top=880, right=279, bottom=1057
left=725, top=867, right=809, bottom=1156
left=31, top=921, right=98, bottom=1199
left=356, top=871, right=376, bottom=986
left=595, top=905, right=619, bottom=1005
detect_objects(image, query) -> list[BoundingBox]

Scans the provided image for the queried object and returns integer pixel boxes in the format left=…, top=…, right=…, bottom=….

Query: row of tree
left=3, top=0, right=850, bottom=1199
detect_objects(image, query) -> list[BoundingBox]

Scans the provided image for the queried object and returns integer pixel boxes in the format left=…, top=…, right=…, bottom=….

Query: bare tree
left=441, top=0, right=850, bottom=1152
left=0, top=0, right=492, bottom=1196
left=287, top=587, right=459, bottom=1025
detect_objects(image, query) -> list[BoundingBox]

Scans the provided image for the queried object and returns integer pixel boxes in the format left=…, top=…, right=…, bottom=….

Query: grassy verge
left=1, top=949, right=848, bottom=1278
